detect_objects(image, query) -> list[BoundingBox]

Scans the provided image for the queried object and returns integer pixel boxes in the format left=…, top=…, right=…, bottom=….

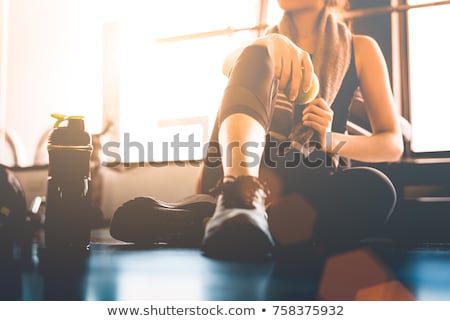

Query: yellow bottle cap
left=51, top=114, right=85, bottom=128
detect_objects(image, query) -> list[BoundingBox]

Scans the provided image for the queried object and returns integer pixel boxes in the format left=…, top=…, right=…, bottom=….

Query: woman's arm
left=327, top=35, right=404, bottom=162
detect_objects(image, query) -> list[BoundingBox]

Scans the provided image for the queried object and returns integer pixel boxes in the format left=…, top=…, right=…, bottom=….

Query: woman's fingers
left=269, top=45, right=289, bottom=89
left=302, top=99, right=334, bottom=146
left=287, top=55, right=302, bottom=100
left=288, top=50, right=314, bottom=101
left=301, top=54, right=314, bottom=93
left=270, top=46, right=281, bottom=78
left=303, top=103, right=333, bottom=122
left=279, top=57, right=291, bottom=90
left=303, top=98, right=332, bottom=113
left=302, top=113, right=329, bottom=128
left=265, top=34, right=314, bottom=101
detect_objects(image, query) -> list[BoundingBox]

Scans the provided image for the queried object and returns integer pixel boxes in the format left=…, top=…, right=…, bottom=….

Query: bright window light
left=407, top=0, right=450, bottom=153
left=113, top=0, right=260, bottom=163
left=266, top=0, right=284, bottom=25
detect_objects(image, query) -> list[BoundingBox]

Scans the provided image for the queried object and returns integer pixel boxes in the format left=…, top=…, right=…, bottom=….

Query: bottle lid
left=48, top=114, right=92, bottom=148
left=51, top=114, right=85, bottom=128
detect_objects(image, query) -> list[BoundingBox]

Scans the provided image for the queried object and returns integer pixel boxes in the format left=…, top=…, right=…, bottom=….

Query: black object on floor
left=110, top=195, right=216, bottom=246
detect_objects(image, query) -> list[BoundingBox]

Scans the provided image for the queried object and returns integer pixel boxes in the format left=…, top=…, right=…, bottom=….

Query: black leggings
left=216, top=45, right=278, bottom=131
left=200, top=45, right=397, bottom=242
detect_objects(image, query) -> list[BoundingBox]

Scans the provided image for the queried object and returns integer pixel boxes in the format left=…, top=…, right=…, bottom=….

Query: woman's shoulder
left=352, top=34, right=386, bottom=75
left=352, top=34, right=381, bottom=51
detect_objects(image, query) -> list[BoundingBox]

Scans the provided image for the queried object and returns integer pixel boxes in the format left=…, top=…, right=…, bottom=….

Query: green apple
left=286, top=73, right=320, bottom=106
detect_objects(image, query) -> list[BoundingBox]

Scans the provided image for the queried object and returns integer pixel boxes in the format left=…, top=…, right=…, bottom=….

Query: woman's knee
left=218, top=45, right=278, bottom=131
left=338, top=166, right=397, bottom=215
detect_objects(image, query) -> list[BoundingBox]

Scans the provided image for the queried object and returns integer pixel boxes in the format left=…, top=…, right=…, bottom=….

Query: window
left=108, top=0, right=263, bottom=163
left=407, top=0, right=450, bottom=153
left=266, top=0, right=283, bottom=25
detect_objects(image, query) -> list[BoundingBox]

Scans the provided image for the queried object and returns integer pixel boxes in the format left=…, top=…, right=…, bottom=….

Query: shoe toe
left=202, top=213, right=274, bottom=260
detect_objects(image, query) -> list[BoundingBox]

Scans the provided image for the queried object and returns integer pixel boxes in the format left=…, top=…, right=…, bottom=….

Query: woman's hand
left=301, top=98, right=334, bottom=149
left=253, top=34, right=314, bottom=102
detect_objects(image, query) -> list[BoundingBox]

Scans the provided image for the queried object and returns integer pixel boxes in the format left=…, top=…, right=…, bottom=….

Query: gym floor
left=2, top=228, right=450, bottom=301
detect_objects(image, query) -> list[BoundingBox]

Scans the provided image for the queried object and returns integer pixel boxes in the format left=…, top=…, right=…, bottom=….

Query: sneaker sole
left=110, top=194, right=216, bottom=246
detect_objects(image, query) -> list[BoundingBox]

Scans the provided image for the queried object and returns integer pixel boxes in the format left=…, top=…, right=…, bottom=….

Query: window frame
left=403, top=0, right=450, bottom=157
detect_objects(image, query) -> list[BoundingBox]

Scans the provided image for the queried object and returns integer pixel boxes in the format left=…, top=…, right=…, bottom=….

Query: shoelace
left=208, top=176, right=269, bottom=209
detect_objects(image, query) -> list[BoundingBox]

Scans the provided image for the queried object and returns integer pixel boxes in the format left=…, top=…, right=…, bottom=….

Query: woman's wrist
left=324, top=132, right=346, bottom=155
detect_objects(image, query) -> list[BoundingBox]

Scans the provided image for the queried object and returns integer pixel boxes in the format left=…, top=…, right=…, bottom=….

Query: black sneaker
left=202, top=176, right=275, bottom=260
left=110, top=194, right=216, bottom=246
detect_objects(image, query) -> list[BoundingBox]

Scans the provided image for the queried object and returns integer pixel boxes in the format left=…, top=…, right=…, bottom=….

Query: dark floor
left=1, top=229, right=450, bottom=301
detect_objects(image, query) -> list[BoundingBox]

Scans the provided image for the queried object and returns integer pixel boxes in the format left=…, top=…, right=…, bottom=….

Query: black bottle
left=45, top=114, right=93, bottom=252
